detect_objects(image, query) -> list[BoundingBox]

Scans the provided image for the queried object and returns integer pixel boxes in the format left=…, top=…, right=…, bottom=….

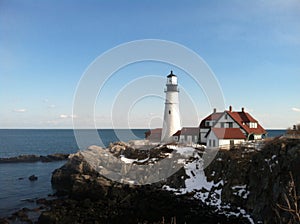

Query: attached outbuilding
left=178, top=127, right=199, bottom=145
left=206, top=127, right=246, bottom=149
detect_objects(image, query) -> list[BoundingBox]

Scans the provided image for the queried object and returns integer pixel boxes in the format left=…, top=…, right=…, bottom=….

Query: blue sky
left=0, top=0, right=300, bottom=129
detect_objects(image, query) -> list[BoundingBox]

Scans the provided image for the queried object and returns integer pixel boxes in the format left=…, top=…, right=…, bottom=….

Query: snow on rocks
left=120, top=155, right=137, bottom=164
left=162, top=146, right=255, bottom=223
left=231, top=185, right=250, bottom=199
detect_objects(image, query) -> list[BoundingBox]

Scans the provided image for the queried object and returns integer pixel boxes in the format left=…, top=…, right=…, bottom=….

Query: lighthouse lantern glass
left=167, top=76, right=177, bottom=85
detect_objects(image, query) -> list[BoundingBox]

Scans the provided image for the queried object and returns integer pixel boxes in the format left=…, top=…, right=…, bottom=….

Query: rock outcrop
left=42, top=139, right=300, bottom=223
left=28, top=175, right=38, bottom=181
left=0, top=153, right=69, bottom=163
left=46, top=143, right=247, bottom=223
left=205, top=137, right=300, bottom=223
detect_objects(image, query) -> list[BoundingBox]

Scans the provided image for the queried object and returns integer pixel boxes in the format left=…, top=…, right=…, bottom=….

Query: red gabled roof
left=226, top=111, right=266, bottom=135
left=199, top=112, right=223, bottom=128
left=172, top=130, right=181, bottom=136
left=211, top=128, right=246, bottom=139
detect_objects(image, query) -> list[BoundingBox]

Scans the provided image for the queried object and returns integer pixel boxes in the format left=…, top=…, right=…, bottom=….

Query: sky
left=0, top=0, right=300, bottom=129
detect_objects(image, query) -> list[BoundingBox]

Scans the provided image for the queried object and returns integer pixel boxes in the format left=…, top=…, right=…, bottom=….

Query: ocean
left=0, top=129, right=285, bottom=217
left=0, top=129, right=147, bottom=217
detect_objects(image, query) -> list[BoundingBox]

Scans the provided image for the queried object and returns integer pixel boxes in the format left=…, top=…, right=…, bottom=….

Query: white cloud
left=59, top=114, right=77, bottom=119
left=292, top=107, right=300, bottom=112
left=13, top=109, right=27, bottom=113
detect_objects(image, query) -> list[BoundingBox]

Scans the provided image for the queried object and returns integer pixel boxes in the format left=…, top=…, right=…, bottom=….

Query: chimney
left=242, top=107, right=245, bottom=112
left=213, top=108, right=217, bottom=113
left=229, top=105, right=232, bottom=112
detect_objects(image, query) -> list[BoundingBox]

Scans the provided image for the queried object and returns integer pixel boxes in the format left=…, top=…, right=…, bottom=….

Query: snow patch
left=232, top=185, right=250, bottom=199
left=163, top=153, right=255, bottom=223
left=120, top=155, right=137, bottom=164
left=175, top=147, right=196, bottom=158
left=265, top=154, right=278, bottom=172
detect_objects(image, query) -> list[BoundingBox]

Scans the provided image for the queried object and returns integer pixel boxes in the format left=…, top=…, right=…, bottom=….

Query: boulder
left=28, top=175, right=38, bottom=181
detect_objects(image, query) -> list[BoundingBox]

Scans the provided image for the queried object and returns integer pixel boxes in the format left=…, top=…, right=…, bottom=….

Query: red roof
left=172, top=130, right=181, bottom=136
left=199, top=112, right=223, bottom=128
left=145, top=128, right=162, bottom=139
left=226, top=111, right=266, bottom=135
left=211, top=128, right=246, bottom=139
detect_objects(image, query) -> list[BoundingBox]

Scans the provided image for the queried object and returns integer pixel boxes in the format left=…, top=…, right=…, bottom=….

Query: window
left=228, top=122, right=233, bottom=128
left=169, top=110, right=171, bottom=115
left=205, top=121, right=210, bottom=127
left=249, top=122, right=257, bottom=128
left=213, top=140, right=216, bottom=147
left=225, top=114, right=228, bottom=120
left=221, top=122, right=224, bottom=128
left=209, top=139, right=212, bottom=146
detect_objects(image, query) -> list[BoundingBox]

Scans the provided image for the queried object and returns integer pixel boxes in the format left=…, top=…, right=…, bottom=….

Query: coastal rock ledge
left=0, top=153, right=69, bottom=163
left=42, top=138, right=300, bottom=223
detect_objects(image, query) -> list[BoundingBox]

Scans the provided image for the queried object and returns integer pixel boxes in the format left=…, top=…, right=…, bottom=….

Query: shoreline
left=0, top=153, right=69, bottom=163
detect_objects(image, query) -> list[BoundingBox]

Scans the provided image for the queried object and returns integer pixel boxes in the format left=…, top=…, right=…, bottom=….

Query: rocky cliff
left=43, top=143, right=248, bottom=223
left=204, top=137, right=300, bottom=223
left=42, top=138, right=300, bottom=223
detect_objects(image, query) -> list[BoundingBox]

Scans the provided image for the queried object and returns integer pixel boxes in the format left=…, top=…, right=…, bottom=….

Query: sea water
left=0, top=129, right=147, bottom=217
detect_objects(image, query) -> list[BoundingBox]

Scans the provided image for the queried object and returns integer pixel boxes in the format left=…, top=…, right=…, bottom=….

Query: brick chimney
left=213, top=108, right=217, bottom=113
left=229, top=105, right=232, bottom=112
left=242, top=107, right=245, bottom=112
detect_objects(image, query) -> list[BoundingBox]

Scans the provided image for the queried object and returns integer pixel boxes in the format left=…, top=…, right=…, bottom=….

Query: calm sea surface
left=0, top=129, right=147, bottom=217
left=0, top=129, right=284, bottom=217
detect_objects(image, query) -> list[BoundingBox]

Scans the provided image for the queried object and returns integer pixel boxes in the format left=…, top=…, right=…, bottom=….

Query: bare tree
left=276, top=172, right=300, bottom=223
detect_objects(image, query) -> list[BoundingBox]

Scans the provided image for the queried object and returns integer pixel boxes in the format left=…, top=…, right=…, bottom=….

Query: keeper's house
left=200, top=106, right=266, bottom=149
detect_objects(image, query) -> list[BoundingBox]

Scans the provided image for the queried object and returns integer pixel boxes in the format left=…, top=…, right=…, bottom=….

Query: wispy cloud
left=13, top=109, right=27, bottom=113
left=292, top=107, right=300, bottom=112
left=59, top=114, right=77, bottom=119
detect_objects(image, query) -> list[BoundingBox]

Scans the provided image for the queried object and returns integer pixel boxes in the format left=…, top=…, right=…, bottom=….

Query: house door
left=187, top=136, right=192, bottom=145
left=248, top=134, right=254, bottom=141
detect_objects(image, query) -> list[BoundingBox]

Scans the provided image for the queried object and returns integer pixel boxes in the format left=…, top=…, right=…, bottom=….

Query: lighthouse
left=161, top=71, right=181, bottom=142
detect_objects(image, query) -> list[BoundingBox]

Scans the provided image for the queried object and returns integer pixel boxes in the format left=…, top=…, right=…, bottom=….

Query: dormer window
left=249, top=122, right=257, bottom=128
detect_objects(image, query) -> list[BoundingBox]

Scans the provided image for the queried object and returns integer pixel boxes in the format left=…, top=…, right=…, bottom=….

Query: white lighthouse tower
left=161, top=71, right=181, bottom=142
